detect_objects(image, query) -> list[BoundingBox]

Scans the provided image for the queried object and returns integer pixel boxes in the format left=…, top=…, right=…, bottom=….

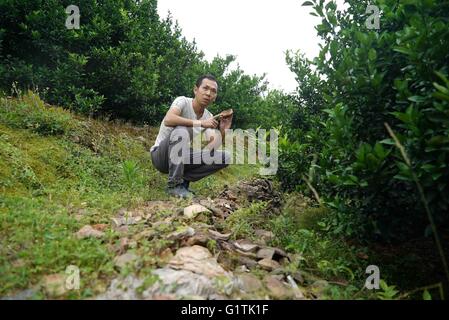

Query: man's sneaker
left=181, top=180, right=195, bottom=195
left=166, top=185, right=193, bottom=198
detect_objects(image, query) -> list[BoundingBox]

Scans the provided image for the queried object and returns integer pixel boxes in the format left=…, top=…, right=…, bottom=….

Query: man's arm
left=164, top=106, right=218, bottom=128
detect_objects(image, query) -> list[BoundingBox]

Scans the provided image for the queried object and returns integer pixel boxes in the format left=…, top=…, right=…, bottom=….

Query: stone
left=167, top=226, right=195, bottom=241
left=114, top=252, right=139, bottom=269
left=235, top=256, right=258, bottom=269
left=208, top=229, right=232, bottom=241
left=183, top=204, right=211, bottom=219
left=256, top=247, right=275, bottom=260
left=257, top=258, right=281, bottom=271
left=168, top=245, right=229, bottom=278
left=159, top=248, right=174, bottom=264
left=144, top=268, right=218, bottom=298
left=235, top=249, right=258, bottom=259
left=92, top=224, right=108, bottom=231
left=287, top=275, right=305, bottom=300
left=236, top=274, right=263, bottom=293
left=75, top=225, right=104, bottom=239
left=264, top=275, right=293, bottom=299
left=233, top=239, right=259, bottom=252
left=292, top=271, right=305, bottom=285
left=182, top=232, right=209, bottom=247
left=42, top=274, right=67, bottom=297
left=255, top=229, right=274, bottom=242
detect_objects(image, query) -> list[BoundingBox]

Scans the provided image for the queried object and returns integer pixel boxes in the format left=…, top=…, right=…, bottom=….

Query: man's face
left=194, top=78, right=218, bottom=107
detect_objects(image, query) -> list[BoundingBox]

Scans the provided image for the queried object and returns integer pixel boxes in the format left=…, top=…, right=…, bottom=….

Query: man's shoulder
left=172, top=96, right=192, bottom=105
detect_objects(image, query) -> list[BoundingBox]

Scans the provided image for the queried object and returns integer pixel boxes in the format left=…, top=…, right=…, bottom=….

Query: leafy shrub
left=278, top=0, right=449, bottom=241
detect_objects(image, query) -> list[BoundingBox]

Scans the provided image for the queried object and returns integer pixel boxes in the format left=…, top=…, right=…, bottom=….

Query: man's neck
left=192, top=98, right=206, bottom=117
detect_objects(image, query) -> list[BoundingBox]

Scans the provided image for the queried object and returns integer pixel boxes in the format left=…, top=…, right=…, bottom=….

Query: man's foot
left=166, top=185, right=193, bottom=198
left=181, top=180, right=195, bottom=194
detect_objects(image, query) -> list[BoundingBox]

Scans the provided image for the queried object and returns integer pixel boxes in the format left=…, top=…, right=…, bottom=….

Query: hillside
left=1, top=92, right=389, bottom=300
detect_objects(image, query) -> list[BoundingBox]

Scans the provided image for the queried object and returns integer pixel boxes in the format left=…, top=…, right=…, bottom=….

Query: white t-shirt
left=150, top=96, right=215, bottom=151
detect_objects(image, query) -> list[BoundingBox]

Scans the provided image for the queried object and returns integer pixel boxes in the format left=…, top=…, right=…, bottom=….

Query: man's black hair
left=195, top=74, right=218, bottom=88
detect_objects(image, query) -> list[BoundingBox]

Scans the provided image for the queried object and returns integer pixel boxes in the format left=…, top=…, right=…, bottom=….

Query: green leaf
left=423, top=290, right=432, bottom=300
left=302, top=1, right=314, bottom=6
left=394, top=47, right=413, bottom=55
left=368, top=49, right=377, bottom=61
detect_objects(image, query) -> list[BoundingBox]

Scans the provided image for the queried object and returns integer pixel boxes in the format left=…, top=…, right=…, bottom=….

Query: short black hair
left=195, top=74, right=218, bottom=88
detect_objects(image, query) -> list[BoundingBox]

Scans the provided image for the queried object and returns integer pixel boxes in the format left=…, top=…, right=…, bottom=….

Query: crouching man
left=150, top=74, right=233, bottom=198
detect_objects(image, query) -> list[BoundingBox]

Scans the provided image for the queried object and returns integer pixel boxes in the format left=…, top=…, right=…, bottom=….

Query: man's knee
left=170, top=126, right=191, bottom=143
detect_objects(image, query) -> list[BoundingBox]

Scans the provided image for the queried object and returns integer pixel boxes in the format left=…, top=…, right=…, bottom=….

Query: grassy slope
left=0, top=92, right=257, bottom=298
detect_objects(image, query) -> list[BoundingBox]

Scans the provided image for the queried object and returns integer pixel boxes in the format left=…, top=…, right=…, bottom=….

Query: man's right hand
left=200, top=118, right=218, bottom=128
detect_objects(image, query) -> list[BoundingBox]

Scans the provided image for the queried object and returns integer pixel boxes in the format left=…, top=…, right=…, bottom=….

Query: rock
left=233, top=239, right=258, bottom=252
left=183, top=204, right=211, bottom=219
left=111, top=216, right=141, bottom=228
left=235, top=256, right=259, bottom=269
left=42, top=274, right=67, bottom=297
left=159, top=248, right=173, bottom=264
left=234, top=265, right=250, bottom=273
left=286, top=275, right=306, bottom=300
left=263, top=275, right=293, bottom=299
left=169, top=245, right=229, bottom=278
left=256, top=247, right=276, bottom=260
left=182, top=231, right=209, bottom=246
left=114, top=252, right=139, bottom=269
left=236, top=274, right=263, bottom=293
left=117, top=208, right=127, bottom=216
left=208, top=229, right=232, bottom=241
left=75, top=225, right=104, bottom=239
left=235, top=249, right=258, bottom=259
left=1, top=288, right=38, bottom=300
left=273, top=248, right=288, bottom=260
left=96, top=276, right=143, bottom=300
left=167, top=226, right=195, bottom=241
left=92, top=224, right=108, bottom=231
left=257, top=258, right=281, bottom=271
left=115, top=225, right=129, bottom=236
left=144, top=268, right=219, bottom=299
left=255, top=229, right=274, bottom=242
left=292, top=271, right=305, bottom=285
left=134, top=229, right=156, bottom=241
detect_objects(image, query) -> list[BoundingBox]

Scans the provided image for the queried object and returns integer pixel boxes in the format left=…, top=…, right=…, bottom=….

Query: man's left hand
left=219, top=113, right=233, bottom=131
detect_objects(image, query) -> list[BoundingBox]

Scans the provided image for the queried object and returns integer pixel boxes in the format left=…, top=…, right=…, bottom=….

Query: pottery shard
left=233, top=239, right=259, bottom=252
left=183, top=204, right=211, bottom=219
left=168, top=245, right=229, bottom=278
left=167, top=226, right=195, bottom=240
left=76, top=225, right=105, bottom=239
left=256, top=247, right=276, bottom=260
left=257, top=258, right=281, bottom=271
left=208, top=229, right=232, bottom=241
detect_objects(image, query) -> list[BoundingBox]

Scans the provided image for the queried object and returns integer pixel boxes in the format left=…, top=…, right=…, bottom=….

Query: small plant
left=122, top=159, right=141, bottom=187
left=376, top=280, right=399, bottom=300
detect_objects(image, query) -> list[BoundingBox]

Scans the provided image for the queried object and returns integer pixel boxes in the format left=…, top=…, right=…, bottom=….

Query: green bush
left=278, top=0, right=449, bottom=241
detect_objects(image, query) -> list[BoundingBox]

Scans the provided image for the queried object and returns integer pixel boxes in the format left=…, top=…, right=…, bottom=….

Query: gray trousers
left=151, top=126, right=230, bottom=187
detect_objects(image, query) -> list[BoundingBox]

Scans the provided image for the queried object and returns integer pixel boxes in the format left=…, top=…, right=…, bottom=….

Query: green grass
left=0, top=92, right=258, bottom=298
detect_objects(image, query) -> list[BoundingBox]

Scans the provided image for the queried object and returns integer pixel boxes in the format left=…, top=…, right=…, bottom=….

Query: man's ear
left=193, top=86, right=198, bottom=96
